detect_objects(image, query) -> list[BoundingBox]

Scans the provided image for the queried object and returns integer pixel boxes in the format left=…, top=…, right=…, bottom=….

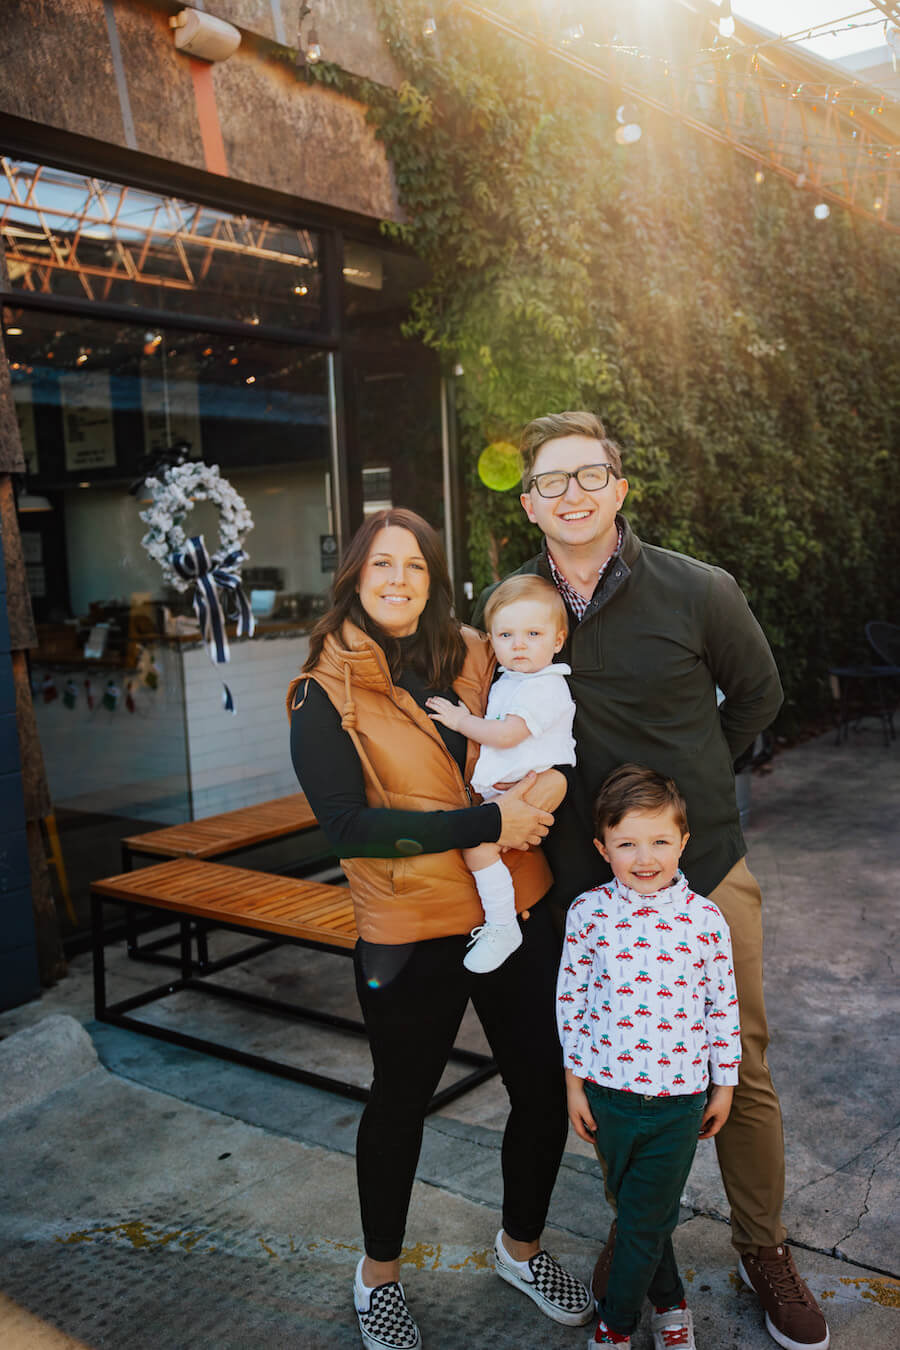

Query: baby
left=427, top=574, right=575, bottom=972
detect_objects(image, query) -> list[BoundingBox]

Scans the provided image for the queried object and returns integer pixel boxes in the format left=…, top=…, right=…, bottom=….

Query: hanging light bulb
left=615, top=123, right=642, bottom=145
left=873, top=196, right=884, bottom=212
left=718, top=1, right=735, bottom=39
left=813, top=203, right=830, bottom=221
left=754, top=169, right=765, bottom=184
left=422, top=16, right=437, bottom=38
left=561, top=22, right=584, bottom=44
left=305, top=28, right=321, bottom=63
left=885, top=21, right=900, bottom=74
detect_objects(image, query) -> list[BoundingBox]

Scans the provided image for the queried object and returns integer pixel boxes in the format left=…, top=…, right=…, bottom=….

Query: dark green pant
left=584, top=1082, right=705, bottom=1337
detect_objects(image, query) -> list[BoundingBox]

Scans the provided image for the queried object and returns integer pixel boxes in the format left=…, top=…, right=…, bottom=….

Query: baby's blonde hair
left=483, top=574, right=568, bottom=635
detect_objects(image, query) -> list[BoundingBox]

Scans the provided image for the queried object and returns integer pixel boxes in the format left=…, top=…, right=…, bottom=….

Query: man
left=473, top=411, right=829, bottom=1350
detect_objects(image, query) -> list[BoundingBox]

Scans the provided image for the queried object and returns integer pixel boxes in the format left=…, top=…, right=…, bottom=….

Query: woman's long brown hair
left=302, top=508, right=467, bottom=689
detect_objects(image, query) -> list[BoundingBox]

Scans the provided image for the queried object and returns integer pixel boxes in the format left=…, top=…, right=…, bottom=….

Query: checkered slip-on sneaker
left=494, top=1231, right=594, bottom=1326
left=354, top=1259, right=422, bottom=1350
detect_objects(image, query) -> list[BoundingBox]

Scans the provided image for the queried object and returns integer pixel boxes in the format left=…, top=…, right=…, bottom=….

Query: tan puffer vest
left=287, top=621, right=552, bottom=944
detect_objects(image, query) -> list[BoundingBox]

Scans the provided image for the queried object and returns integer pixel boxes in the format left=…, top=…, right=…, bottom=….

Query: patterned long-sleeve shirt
left=556, top=872, right=741, bottom=1096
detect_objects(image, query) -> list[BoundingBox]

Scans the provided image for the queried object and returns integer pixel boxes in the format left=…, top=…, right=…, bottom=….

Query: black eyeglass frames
left=526, top=463, right=617, bottom=498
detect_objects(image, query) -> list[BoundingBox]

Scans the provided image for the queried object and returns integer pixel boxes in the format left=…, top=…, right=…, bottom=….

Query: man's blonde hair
left=519, top=411, right=624, bottom=486
left=483, top=574, right=568, bottom=635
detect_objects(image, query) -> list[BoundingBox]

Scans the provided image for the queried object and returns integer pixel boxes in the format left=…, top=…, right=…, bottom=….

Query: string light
left=295, top=4, right=321, bottom=67
left=455, top=1, right=898, bottom=231
left=422, top=16, right=437, bottom=38
left=615, top=102, right=642, bottom=145
left=754, top=169, right=765, bottom=184
left=886, top=21, right=900, bottom=75
left=561, top=23, right=584, bottom=45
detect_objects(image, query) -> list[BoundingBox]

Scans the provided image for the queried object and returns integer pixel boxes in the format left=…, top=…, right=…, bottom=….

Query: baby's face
left=489, top=598, right=565, bottom=673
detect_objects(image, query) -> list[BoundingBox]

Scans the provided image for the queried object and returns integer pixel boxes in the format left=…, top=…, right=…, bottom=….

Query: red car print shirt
left=556, top=873, right=741, bottom=1096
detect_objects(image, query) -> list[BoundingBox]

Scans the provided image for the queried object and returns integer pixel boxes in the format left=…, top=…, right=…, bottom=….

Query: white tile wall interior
left=34, top=634, right=310, bottom=824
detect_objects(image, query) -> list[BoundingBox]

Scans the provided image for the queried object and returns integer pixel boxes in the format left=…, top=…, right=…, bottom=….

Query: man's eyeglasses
left=526, top=463, right=617, bottom=499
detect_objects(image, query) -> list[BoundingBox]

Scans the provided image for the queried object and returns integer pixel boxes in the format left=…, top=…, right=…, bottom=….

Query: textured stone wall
left=0, top=0, right=402, bottom=221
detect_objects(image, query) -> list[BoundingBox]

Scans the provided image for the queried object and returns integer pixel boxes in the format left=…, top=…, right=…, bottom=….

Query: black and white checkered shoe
left=354, top=1258, right=422, bottom=1349
left=494, top=1230, right=593, bottom=1326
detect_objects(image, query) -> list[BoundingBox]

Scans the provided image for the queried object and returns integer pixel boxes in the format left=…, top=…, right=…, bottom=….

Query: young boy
left=427, top=574, right=575, bottom=973
left=557, top=764, right=741, bottom=1350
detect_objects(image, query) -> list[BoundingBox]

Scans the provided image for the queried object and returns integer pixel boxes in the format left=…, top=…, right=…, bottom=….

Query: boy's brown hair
left=483, top=574, right=568, bottom=636
left=519, top=411, right=624, bottom=486
left=594, top=763, right=689, bottom=839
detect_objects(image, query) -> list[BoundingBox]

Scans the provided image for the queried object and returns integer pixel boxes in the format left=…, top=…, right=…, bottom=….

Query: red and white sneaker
left=587, top=1319, right=631, bottom=1348
left=651, top=1302, right=695, bottom=1349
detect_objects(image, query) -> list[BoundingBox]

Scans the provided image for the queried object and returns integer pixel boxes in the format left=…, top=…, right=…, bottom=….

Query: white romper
left=470, top=662, right=576, bottom=801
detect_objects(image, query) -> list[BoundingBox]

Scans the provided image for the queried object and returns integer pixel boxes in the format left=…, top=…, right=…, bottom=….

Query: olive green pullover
left=473, top=516, right=783, bottom=909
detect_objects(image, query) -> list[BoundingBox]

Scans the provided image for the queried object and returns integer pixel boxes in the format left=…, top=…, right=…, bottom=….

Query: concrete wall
left=0, top=0, right=402, bottom=223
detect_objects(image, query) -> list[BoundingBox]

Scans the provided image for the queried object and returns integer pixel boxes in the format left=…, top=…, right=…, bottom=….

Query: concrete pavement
left=0, top=728, right=898, bottom=1347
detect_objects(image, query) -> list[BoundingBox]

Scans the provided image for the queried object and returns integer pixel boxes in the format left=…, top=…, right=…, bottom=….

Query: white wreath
left=139, top=462, right=254, bottom=591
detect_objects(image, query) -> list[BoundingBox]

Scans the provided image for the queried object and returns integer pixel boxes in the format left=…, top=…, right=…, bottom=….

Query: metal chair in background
left=866, top=621, right=900, bottom=667
left=829, top=621, right=900, bottom=748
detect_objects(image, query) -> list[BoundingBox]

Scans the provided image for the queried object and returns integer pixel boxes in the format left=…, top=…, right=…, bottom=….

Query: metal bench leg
left=180, top=918, right=193, bottom=981
left=195, top=920, right=210, bottom=969
left=120, top=843, right=140, bottom=957
left=92, top=894, right=108, bottom=1018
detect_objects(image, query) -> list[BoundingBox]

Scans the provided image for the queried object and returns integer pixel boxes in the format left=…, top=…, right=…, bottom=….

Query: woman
left=288, top=509, right=592, bottom=1349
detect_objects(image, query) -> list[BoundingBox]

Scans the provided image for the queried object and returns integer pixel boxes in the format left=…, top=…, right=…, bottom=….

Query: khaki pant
left=709, top=857, right=787, bottom=1252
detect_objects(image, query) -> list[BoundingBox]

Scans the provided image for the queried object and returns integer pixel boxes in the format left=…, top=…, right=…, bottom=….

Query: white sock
left=473, top=859, right=516, bottom=926
left=497, top=1232, right=535, bottom=1277
left=355, top=1256, right=377, bottom=1296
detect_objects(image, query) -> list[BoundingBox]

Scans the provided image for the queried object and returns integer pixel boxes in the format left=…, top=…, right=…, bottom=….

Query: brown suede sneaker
left=590, top=1219, right=617, bottom=1305
left=738, top=1245, right=829, bottom=1349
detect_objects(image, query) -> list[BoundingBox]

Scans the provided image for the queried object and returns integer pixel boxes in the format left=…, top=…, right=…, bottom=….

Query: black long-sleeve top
left=289, top=651, right=502, bottom=860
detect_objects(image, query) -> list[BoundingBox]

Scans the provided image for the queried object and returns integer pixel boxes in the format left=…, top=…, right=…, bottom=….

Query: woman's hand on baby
left=496, top=772, right=554, bottom=849
left=426, top=695, right=466, bottom=732
left=698, top=1084, right=734, bottom=1139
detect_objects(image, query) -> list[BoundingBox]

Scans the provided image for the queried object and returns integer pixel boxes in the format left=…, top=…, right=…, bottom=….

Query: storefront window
left=342, top=239, right=445, bottom=532
left=7, top=305, right=332, bottom=842
left=2, top=159, right=448, bottom=915
left=1, top=159, right=323, bottom=331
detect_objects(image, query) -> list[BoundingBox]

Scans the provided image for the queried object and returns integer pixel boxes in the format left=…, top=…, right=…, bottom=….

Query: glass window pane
left=14, top=307, right=334, bottom=843
left=1, top=159, right=322, bottom=330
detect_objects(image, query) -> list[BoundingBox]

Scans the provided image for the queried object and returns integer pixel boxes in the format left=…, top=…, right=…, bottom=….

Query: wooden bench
left=119, top=793, right=325, bottom=964
left=91, top=858, right=497, bottom=1112
left=120, top=792, right=320, bottom=869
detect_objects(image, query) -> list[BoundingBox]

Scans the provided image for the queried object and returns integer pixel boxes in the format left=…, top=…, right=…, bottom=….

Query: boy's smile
left=596, top=806, right=690, bottom=896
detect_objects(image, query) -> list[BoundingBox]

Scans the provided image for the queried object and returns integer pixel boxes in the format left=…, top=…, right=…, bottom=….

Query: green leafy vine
left=306, top=1, right=900, bottom=726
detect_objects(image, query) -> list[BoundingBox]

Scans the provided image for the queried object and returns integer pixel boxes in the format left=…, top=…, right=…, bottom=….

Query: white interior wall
left=64, top=463, right=331, bottom=615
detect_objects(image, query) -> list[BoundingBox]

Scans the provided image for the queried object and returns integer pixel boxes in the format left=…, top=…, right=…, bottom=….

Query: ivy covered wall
left=313, top=1, right=900, bottom=726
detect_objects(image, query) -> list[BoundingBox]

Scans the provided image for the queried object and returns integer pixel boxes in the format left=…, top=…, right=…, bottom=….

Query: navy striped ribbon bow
left=171, top=535, right=255, bottom=713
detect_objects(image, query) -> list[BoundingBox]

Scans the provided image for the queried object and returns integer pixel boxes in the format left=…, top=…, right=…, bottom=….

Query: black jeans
left=353, top=902, right=568, bottom=1261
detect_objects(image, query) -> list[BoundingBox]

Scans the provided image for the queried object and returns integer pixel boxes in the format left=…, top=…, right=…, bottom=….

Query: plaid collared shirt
left=547, top=523, right=624, bottom=621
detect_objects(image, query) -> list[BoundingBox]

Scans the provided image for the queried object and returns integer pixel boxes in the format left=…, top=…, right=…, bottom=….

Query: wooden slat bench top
left=92, top=858, right=357, bottom=948
left=121, top=794, right=318, bottom=859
